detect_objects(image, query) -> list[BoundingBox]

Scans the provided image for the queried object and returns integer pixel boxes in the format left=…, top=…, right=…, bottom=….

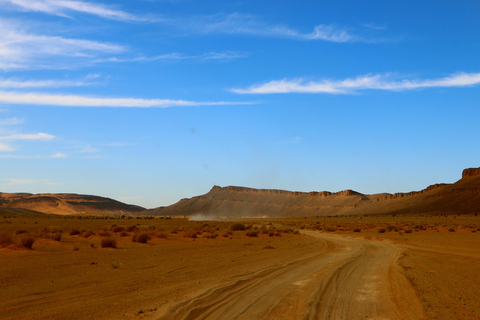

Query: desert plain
left=1, top=212, right=480, bottom=320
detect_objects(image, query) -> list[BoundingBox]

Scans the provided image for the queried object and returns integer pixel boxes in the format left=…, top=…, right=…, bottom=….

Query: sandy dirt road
left=157, top=231, right=424, bottom=320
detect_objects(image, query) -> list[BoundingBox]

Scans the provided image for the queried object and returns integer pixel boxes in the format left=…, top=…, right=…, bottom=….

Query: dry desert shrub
left=448, top=228, right=456, bottom=232
left=156, top=232, right=168, bottom=239
left=97, top=229, right=111, bottom=237
left=230, top=223, right=246, bottom=231
left=405, top=229, right=413, bottom=233
left=15, top=229, right=28, bottom=235
left=136, top=232, right=150, bottom=243
left=52, top=233, right=62, bottom=241
left=21, top=235, right=35, bottom=249
left=183, top=229, right=198, bottom=238
left=126, top=225, right=138, bottom=232
left=246, top=231, right=258, bottom=237
left=0, top=231, right=14, bottom=247
left=101, top=237, right=117, bottom=248
left=111, top=226, right=125, bottom=233
left=119, top=231, right=130, bottom=237
left=378, top=228, right=386, bottom=233
left=260, top=225, right=268, bottom=234
left=353, top=228, right=361, bottom=232
left=82, top=229, right=95, bottom=238
left=69, top=228, right=81, bottom=236
left=325, top=227, right=337, bottom=232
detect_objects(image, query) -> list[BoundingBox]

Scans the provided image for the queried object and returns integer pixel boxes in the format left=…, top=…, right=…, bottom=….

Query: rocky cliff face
left=146, top=166, right=480, bottom=218
left=462, top=167, right=480, bottom=179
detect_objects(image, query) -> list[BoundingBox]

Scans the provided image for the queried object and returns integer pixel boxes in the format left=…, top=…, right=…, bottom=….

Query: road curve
left=156, top=231, right=424, bottom=320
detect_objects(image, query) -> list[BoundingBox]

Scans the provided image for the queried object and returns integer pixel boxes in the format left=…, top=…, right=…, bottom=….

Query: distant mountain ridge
left=145, top=167, right=480, bottom=218
left=0, top=193, right=145, bottom=215
left=3, top=167, right=480, bottom=217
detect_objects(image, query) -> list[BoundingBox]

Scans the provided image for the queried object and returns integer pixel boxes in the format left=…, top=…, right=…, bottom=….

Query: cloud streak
left=0, top=91, right=252, bottom=108
left=0, top=19, right=125, bottom=70
left=232, top=72, right=480, bottom=94
left=0, top=117, right=24, bottom=125
left=0, top=75, right=100, bottom=88
left=177, top=13, right=373, bottom=42
left=0, top=152, right=67, bottom=159
left=96, top=51, right=247, bottom=63
left=0, top=132, right=55, bottom=140
left=0, top=0, right=149, bottom=22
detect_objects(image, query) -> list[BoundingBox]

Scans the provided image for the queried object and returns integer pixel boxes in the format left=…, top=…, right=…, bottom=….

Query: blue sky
left=1, top=0, right=479, bottom=208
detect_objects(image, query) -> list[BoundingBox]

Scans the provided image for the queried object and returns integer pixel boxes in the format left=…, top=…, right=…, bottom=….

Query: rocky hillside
left=0, top=193, right=145, bottom=215
left=145, top=167, right=480, bottom=218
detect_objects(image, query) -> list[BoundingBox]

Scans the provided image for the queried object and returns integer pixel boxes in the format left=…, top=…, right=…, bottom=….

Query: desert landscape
left=1, top=167, right=480, bottom=319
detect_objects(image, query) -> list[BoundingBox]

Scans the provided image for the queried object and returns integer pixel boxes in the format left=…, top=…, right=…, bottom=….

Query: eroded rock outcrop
left=462, top=167, right=480, bottom=179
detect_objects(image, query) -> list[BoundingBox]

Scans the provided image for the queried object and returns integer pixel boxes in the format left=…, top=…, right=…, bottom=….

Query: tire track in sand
left=156, top=232, right=424, bottom=320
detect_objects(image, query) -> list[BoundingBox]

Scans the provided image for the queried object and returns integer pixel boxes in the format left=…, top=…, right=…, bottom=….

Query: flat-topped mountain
left=0, top=193, right=145, bottom=215
left=145, top=167, right=480, bottom=218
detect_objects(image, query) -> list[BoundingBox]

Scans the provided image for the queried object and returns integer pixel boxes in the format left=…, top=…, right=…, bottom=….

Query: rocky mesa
left=0, top=193, right=145, bottom=215
left=145, top=166, right=480, bottom=218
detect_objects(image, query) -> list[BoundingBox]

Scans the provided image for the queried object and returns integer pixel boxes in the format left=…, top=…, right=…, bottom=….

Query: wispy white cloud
left=100, top=142, right=134, bottom=147
left=0, top=117, right=24, bottom=125
left=0, top=91, right=252, bottom=107
left=0, top=152, right=67, bottom=159
left=95, top=51, right=247, bottom=64
left=232, top=72, right=480, bottom=94
left=0, top=0, right=151, bottom=22
left=179, top=13, right=364, bottom=42
left=2, top=178, right=61, bottom=185
left=0, top=132, right=55, bottom=140
left=0, top=18, right=125, bottom=70
left=78, top=144, right=98, bottom=153
left=0, top=143, right=15, bottom=151
left=0, top=75, right=101, bottom=88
